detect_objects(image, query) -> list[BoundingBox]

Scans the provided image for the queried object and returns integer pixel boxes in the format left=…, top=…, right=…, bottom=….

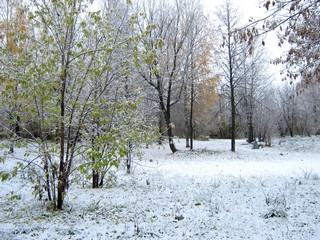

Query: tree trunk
left=184, top=102, right=190, bottom=148
left=14, top=115, right=20, bottom=136
left=52, top=165, right=57, bottom=210
left=183, top=80, right=190, bottom=148
left=185, top=136, right=190, bottom=148
left=158, top=112, right=163, bottom=145
left=243, top=74, right=254, bottom=143
left=158, top=83, right=178, bottom=153
left=190, top=76, right=194, bottom=150
left=167, top=121, right=177, bottom=153
left=57, top=174, right=67, bottom=210
left=99, top=175, right=104, bottom=187
left=226, top=6, right=236, bottom=152
left=229, top=52, right=236, bottom=151
left=184, top=111, right=190, bottom=148
left=57, top=66, right=67, bottom=210
left=92, top=170, right=99, bottom=188
left=247, top=113, right=254, bottom=143
left=44, top=157, right=52, bottom=201
left=163, top=111, right=177, bottom=153
left=126, top=159, right=131, bottom=174
left=230, top=90, right=236, bottom=152
left=126, top=141, right=132, bottom=174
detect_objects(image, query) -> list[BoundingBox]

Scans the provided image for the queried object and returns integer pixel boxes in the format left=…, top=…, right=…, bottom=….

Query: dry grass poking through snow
left=1, top=137, right=320, bottom=239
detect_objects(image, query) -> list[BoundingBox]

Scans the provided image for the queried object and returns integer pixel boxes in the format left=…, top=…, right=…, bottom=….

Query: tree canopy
left=241, top=0, right=320, bottom=86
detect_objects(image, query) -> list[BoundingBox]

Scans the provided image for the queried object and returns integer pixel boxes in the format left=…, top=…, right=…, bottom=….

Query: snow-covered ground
left=1, top=136, right=320, bottom=239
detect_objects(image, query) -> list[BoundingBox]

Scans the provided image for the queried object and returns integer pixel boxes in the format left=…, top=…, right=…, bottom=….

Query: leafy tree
left=242, top=0, right=320, bottom=86
left=0, top=0, right=151, bottom=210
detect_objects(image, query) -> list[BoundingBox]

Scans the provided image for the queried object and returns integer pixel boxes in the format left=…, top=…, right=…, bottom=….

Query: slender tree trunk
left=44, top=155, right=52, bottom=201
left=190, top=76, right=194, bottom=150
left=243, top=93, right=254, bottom=143
left=230, top=86, right=236, bottom=152
left=52, top=165, right=57, bottom=209
left=57, top=66, right=67, bottom=210
left=92, top=133, right=99, bottom=187
left=126, top=141, right=132, bottom=174
left=158, top=111, right=163, bottom=145
left=243, top=59, right=254, bottom=144
left=227, top=11, right=236, bottom=152
left=184, top=89, right=190, bottom=148
left=229, top=44, right=236, bottom=151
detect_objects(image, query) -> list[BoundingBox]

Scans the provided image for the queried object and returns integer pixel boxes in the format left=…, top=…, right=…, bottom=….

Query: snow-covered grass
left=1, top=136, right=320, bottom=239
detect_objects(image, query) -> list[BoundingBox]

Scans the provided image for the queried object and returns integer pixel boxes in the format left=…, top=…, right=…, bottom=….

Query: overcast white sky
left=199, top=0, right=275, bottom=39
left=200, top=0, right=265, bottom=19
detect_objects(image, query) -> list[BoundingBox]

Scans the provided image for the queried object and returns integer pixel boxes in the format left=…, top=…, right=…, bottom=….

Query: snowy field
left=1, top=136, right=320, bottom=239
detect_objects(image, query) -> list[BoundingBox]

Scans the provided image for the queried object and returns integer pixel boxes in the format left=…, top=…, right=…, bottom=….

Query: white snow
left=1, top=136, right=320, bottom=239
